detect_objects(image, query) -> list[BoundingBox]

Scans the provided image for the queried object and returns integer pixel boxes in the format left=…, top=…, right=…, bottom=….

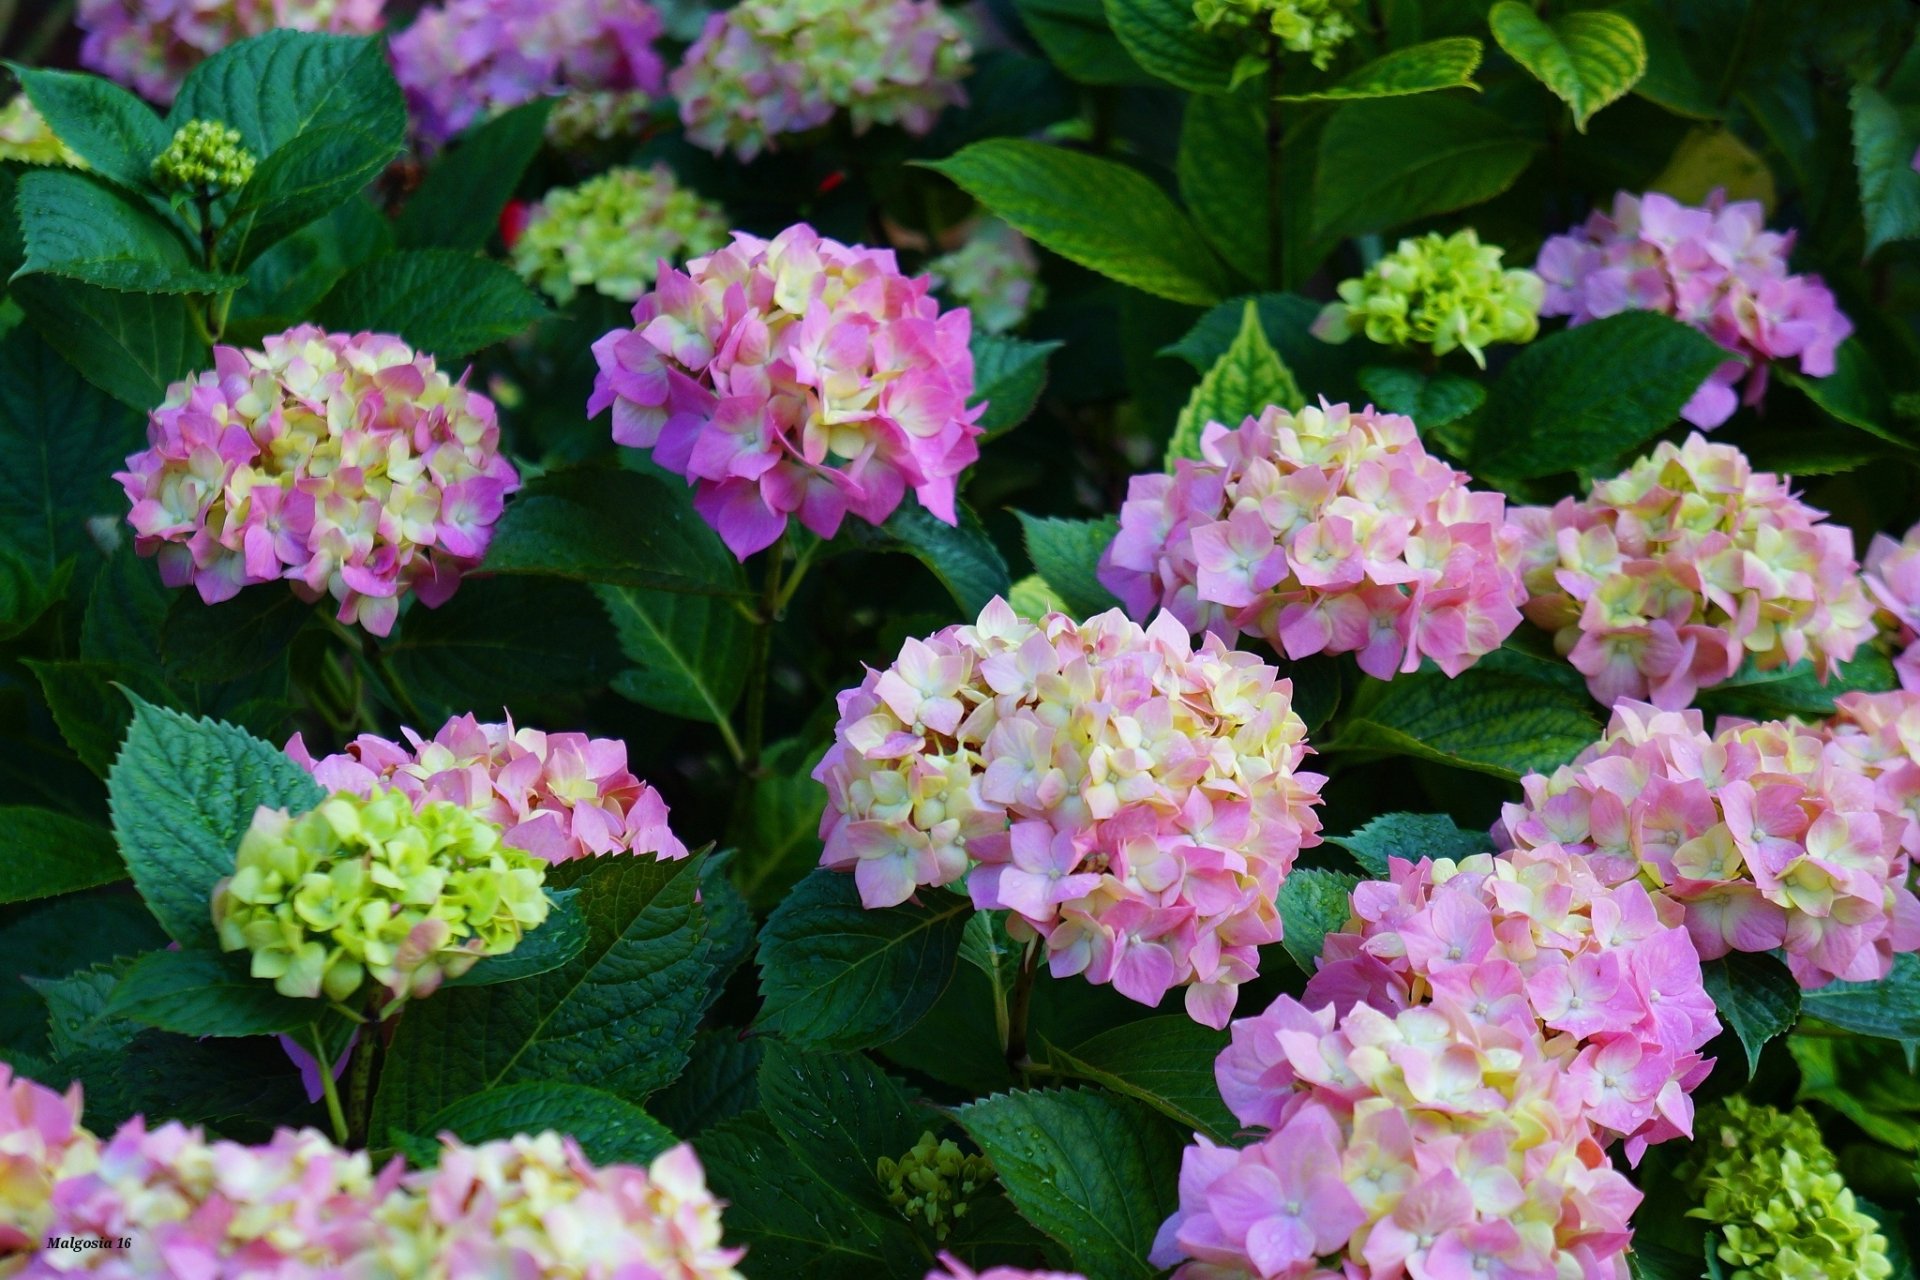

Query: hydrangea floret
left=1192, top=0, right=1362, bottom=69
left=1154, top=990, right=1643, bottom=1279
left=511, top=164, right=728, bottom=305
left=878, top=1131, right=993, bottom=1241
left=926, top=219, right=1047, bottom=336
left=1495, top=698, right=1920, bottom=989
left=77, top=0, right=385, bottom=104
left=116, top=325, right=520, bottom=636
left=670, top=0, right=971, bottom=161
left=1311, top=229, right=1545, bottom=367
left=814, top=597, right=1325, bottom=1027
left=1305, top=846, right=1719, bottom=1160
left=390, top=0, right=665, bottom=148
left=4, top=1064, right=745, bottom=1277
left=1535, top=190, right=1853, bottom=428
left=1098, top=401, right=1527, bottom=680
left=211, top=788, right=551, bottom=1006
left=927, top=1255, right=1088, bottom=1280
left=1678, top=1097, right=1893, bottom=1280
left=590, top=223, right=984, bottom=559
left=151, top=118, right=256, bottom=195
left=287, top=714, right=689, bottom=864
left=1510, top=433, right=1875, bottom=709
left=1863, top=518, right=1920, bottom=691
left=0, top=94, right=82, bottom=167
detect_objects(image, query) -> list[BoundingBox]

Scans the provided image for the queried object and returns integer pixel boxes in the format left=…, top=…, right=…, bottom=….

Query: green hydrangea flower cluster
left=877, top=1131, right=993, bottom=1241
left=545, top=90, right=657, bottom=149
left=0, top=94, right=81, bottom=167
left=1192, top=0, right=1362, bottom=69
left=1679, top=1097, right=1894, bottom=1280
left=152, top=119, right=257, bottom=195
left=1311, top=228, right=1545, bottom=367
left=511, top=165, right=728, bottom=304
left=212, top=789, right=550, bottom=1008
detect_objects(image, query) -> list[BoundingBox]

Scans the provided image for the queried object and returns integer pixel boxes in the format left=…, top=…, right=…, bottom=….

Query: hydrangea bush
left=4, top=3, right=1920, bottom=1278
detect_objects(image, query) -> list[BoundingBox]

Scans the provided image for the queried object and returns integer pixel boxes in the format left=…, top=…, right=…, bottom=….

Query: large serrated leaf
left=1176, top=91, right=1273, bottom=288
left=104, top=947, right=316, bottom=1037
left=972, top=333, right=1062, bottom=438
left=1325, top=812, right=1494, bottom=878
left=12, top=275, right=207, bottom=411
left=106, top=697, right=325, bottom=948
left=649, top=1029, right=763, bottom=1136
left=396, top=99, right=554, bottom=251
left=16, top=169, right=242, bottom=294
left=759, top=1042, right=932, bottom=1218
left=315, top=248, right=547, bottom=363
left=1277, top=867, right=1360, bottom=974
left=1331, top=666, right=1602, bottom=781
left=419, top=1081, right=677, bottom=1166
left=1016, top=513, right=1121, bottom=621
left=1277, top=37, right=1483, bottom=102
left=1700, top=952, right=1798, bottom=1078
left=1045, top=1016, right=1235, bottom=1141
left=169, top=31, right=405, bottom=165
left=1800, top=952, right=1920, bottom=1041
left=0, top=806, right=124, bottom=905
left=1489, top=3, right=1646, bottom=132
left=11, top=65, right=170, bottom=193
left=1166, top=299, right=1303, bottom=465
left=1850, top=84, right=1920, bottom=258
left=1313, top=97, right=1535, bottom=240
left=1102, top=0, right=1238, bottom=94
left=846, top=500, right=1011, bottom=616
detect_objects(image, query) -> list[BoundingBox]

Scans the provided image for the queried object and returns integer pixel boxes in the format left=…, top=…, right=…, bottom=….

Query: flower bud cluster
left=151, top=118, right=256, bottom=194
left=511, top=165, right=728, bottom=305
left=1192, top=0, right=1362, bottom=69
left=926, top=220, right=1046, bottom=336
left=877, top=1131, right=993, bottom=1241
left=1312, top=229, right=1545, bottom=367
left=1099, top=402, right=1526, bottom=680
left=815, top=597, right=1325, bottom=1027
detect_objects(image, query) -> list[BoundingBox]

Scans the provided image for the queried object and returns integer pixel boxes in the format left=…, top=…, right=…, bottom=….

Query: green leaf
left=1489, top=2, right=1646, bottom=132
left=1277, top=867, right=1359, bottom=975
left=0, top=807, right=124, bottom=905
left=1165, top=292, right=1372, bottom=404
left=370, top=853, right=712, bottom=1141
left=0, top=549, right=71, bottom=641
left=107, top=697, right=324, bottom=949
left=1331, top=666, right=1602, bottom=781
left=104, top=947, right=315, bottom=1037
left=729, top=741, right=828, bottom=911
left=1177, top=90, right=1273, bottom=287
left=0, top=892, right=168, bottom=1055
left=1791, top=1034, right=1920, bottom=1153
left=1313, top=97, right=1535, bottom=239
left=957, top=1088, right=1184, bottom=1280
left=419, top=1081, right=678, bottom=1165
left=1470, top=312, right=1732, bottom=479
left=1356, top=365, right=1486, bottom=430
left=847, top=500, right=1012, bottom=616
left=1277, top=37, right=1484, bottom=101
left=1801, top=952, right=1920, bottom=1041
left=1700, top=952, right=1799, bottom=1079
left=959, top=909, right=1023, bottom=1001
left=15, top=169, right=242, bottom=294
left=759, top=1042, right=930, bottom=1218
left=1694, top=650, right=1897, bottom=721
left=227, top=197, right=390, bottom=343
left=226, top=122, right=404, bottom=265
left=973, top=333, right=1062, bottom=438
left=1015, top=0, right=1155, bottom=87
left=11, top=275, right=206, bottom=410
left=1779, top=337, right=1913, bottom=449
left=442, top=888, right=588, bottom=988
left=1166, top=299, right=1303, bottom=464
left=1629, top=1241, right=1711, bottom=1280
left=755, top=868, right=970, bottom=1051
left=395, top=99, right=554, bottom=251
left=1016, top=513, right=1121, bottom=621
left=924, top=139, right=1230, bottom=306
left=26, top=959, right=138, bottom=1058
left=484, top=467, right=753, bottom=597
left=161, top=589, right=315, bottom=682
left=602, top=585, right=751, bottom=725
left=1851, top=84, right=1920, bottom=257
left=1325, top=811, right=1494, bottom=878
left=315, top=248, right=548, bottom=363
left=11, top=65, right=170, bottom=192
left=169, top=31, right=406, bottom=170
left=1612, top=0, right=1715, bottom=119
left=1045, top=1016, right=1235, bottom=1141
left=1102, top=0, right=1238, bottom=93
left=650, top=1029, right=763, bottom=1136
left=26, top=659, right=152, bottom=778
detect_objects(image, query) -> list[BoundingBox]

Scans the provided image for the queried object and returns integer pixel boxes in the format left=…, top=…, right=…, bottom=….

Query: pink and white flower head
left=1155, top=992, right=1642, bottom=1280
left=926, top=1254, right=1086, bottom=1280
left=813, top=597, right=1326, bottom=1028
left=77, top=0, right=385, bottom=104
left=1510, top=434, right=1875, bottom=710
left=287, top=713, right=687, bottom=864
left=1863, top=519, right=1920, bottom=690
left=1305, top=847, right=1718, bottom=1161
left=115, top=326, right=518, bottom=638
left=671, top=0, right=971, bottom=162
left=0, top=1066, right=97, bottom=1254
left=590, top=223, right=984, bottom=559
left=390, top=0, right=665, bottom=148
left=1535, top=190, right=1853, bottom=428
left=1098, top=401, right=1527, bottom=680
left=1496, top=699, right=1920, bottom=989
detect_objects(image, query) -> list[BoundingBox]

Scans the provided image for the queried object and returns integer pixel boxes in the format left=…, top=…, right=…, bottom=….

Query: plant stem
left=742, top=531, right=788, bottom=772
left=1265, top=51, right=1288, bottom=291
left=1005, top=939, right=1040, bottom=1079
left=345, top=1025, right=378, bottom=1148
left=323, top=616, right=424, bottom=729
left=311, top=1023, right=350, bottom=1146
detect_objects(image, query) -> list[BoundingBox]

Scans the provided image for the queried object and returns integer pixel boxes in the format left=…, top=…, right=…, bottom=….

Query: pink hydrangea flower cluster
left=1496, top=700, right=1920, bottom=989
left=814, top=597, right=1326, bottom=1028
left=390, top=0, right=665, bottom=147
left=1098, top=401, right=1527, bottom=680
left=287, top=713, right=687, bottom=864
left=1535, top=190, right=1853, bottom=429
left=115, top=326, right=519, bottom=638
left=1863, top=519, right=1920, bottom=690
left=1305, top=847, right=1718, bottom=1161
left=670, top=0, right=971, bottom=162
left=927, top=1255, right=1086, bottom=1280
left=1153, top=992, right=1642, bottom=1280
left=2, top=1064, right=743, bottom=1278
left=589, top=223, right=983, bottom=559
left=77, top=0, right=384, bottom=104
left=1511, top=433, right=1875, bottom=709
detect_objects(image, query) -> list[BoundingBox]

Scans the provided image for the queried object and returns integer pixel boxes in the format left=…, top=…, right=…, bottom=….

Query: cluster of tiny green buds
left=1312, top=228, right=1545, bottom=367
left=1679, top=1097, right=1894, bottom=1280
left=1192, top=0, right=1362, bottom=70
left=212, top=789, right=551, bottom=1010
left=877, top=1131, right=994, bottom=1241
left=152, top=119, right=257, bottom=195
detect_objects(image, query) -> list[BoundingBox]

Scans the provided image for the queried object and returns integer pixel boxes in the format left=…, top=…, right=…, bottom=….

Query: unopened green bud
left=1312, top=228, right=1544, bottom=368
left=152, top=119, right=257, bottom=195
left=1193, top=0, right=1362, bottom=69
left=876, top=1130, right=994, bottom=1241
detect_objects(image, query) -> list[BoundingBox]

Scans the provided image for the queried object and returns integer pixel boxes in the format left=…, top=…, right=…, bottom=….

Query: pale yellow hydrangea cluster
left=0, top=93, right=81, bottom=166
left=511, top=164, right=728, bottom=304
